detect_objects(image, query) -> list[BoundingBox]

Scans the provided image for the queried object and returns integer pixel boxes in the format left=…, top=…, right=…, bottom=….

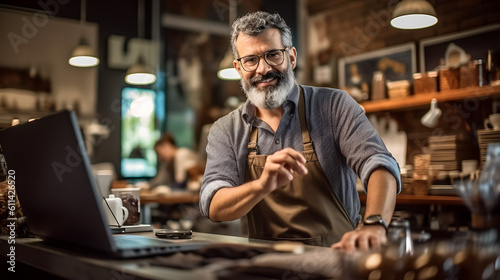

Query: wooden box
left=387, top=80, right=411, bottom=98
left=460, top=60, right=486, bottom=88
left=412, top=178, right=430, bottom=195
left=413, top=71, right=438, bottom=94
left=439, top=67, right=460, bottom=91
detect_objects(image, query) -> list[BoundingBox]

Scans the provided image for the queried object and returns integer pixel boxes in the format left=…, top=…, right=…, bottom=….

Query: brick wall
left=305, top=0, right=500, bottom=85
left=308, top=0, right=499, bottom=57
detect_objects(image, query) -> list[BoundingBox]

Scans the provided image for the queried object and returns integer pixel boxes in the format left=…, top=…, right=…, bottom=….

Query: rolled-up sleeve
left=360, top=154, right=401, bottom=193
left=199, top=118, right=243, bottom=219
left=200, top=179, right=231, bottom=218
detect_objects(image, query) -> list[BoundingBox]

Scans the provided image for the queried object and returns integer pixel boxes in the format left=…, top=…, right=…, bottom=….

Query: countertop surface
left=2, top=229, right=500, bottom=279
left=0, top=230, right=336, bottom=280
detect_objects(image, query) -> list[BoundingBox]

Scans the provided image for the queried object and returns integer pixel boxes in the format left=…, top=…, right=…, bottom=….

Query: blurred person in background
left=150, top=133, right=204, bottom=193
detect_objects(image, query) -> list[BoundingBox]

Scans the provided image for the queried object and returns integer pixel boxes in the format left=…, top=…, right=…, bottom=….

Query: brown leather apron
left=244, top=87, right=354, bottom=246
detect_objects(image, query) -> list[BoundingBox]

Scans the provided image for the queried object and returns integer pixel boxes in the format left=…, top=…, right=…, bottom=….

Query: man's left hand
left=330, top=225, right=386, bottom=252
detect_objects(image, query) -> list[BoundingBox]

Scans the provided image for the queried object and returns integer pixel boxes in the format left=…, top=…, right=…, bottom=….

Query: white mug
left=421, top=98, right=442, bottom=128
left=103, top=194, right=129, bottom=226
left=95, top=170, right=113, bottom=197
left=484, top=113, right=500, bottom=130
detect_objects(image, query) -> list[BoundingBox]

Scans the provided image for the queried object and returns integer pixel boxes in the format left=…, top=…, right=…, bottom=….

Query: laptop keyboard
left=114, top=235, right=172, bottom=249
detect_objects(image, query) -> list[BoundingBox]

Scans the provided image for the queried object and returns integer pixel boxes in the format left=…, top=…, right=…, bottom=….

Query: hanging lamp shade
left=391, top=0, right=438, bottom=29
left=69, top=38, right=100, bottom=67
left=125, top=56, right=156, bottom=85
left=69, top=0, right=99, bottom=67
left=217, top=0, right=239, bottom=80
left=124, top=0, right=156, bottom=85
left=217, top=48, right=240, bottom=80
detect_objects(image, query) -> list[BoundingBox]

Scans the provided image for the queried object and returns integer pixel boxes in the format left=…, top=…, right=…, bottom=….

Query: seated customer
left=149, top=133, right=204, bottom=192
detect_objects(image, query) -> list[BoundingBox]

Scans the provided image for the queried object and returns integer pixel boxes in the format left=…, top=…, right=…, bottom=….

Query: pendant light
left=69, top=0, right=99, bottom=67
left=218, top=49, right=240, bottom=80
left=125, top=0, right=156, bottom=85
left=125, top=56, right=157, bottom=85
left=391, top=0, right=438, bottom=30
left=217, top=0, right=240, bottom=80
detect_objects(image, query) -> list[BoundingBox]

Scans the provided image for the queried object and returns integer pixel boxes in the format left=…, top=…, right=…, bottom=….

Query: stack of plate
left=429, top=134, right=477, bottom=171
left=477, top=129, right=500, bottom=168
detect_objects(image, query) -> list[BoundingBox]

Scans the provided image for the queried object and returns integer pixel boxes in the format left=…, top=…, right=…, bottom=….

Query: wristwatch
left=362, top=215, right=388, bottom=231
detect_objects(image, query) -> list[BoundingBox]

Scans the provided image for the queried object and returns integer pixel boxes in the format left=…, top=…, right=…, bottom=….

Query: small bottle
left=478, top=59, right=484, bottom=87
left=487, top=49, right=496, bottom=84
left=371, top=71, right=386, bottom=101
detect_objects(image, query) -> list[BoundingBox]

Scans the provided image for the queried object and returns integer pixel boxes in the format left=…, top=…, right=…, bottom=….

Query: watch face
left=364, top=215, right=387, bottom=229
left=366, top=215, right=382, bottom=223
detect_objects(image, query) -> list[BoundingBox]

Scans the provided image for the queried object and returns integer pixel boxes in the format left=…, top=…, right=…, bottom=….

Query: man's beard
left=241, top=62, right=295, bottom=109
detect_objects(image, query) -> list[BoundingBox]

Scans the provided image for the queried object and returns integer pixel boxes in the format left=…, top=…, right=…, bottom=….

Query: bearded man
left=200, top=11, right=400, bottom=251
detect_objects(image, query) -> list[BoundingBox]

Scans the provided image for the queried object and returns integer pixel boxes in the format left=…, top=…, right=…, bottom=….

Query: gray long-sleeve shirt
left=200, top=84, right=401, bottom=227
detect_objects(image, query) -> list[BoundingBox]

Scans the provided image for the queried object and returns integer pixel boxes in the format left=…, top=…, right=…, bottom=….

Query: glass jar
left=478, top=143, right=500, bottom=218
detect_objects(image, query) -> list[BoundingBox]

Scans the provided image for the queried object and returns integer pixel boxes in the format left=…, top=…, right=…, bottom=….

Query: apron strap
left=298, top=86, right=313, bottom=152
left=247, top=125, right=259, bottom=154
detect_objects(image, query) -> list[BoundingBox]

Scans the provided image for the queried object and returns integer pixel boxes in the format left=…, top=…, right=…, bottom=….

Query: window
left=121, top=87, right=161, bottom=178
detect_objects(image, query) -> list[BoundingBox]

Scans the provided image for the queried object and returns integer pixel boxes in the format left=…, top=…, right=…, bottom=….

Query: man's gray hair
left=230, top=11, right=292, bottom=58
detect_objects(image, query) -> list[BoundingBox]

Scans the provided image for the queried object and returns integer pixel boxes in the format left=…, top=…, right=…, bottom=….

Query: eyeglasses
left=236, top=48, right=289, bottom=72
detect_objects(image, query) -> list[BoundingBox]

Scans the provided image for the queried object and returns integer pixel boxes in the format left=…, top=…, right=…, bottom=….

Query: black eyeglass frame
left=236, top=47, right=290, bottom=72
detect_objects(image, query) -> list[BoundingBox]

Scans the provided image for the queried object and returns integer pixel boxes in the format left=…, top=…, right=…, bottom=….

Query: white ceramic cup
left=103, top=194, right=129, bottom=226
left=484, top=113, right=500, bottom=130
left=111, top=188, right=141, bottom=225
left=95, top=170, right=113, bottom=197
left=421, top=98, right=442, bottom=128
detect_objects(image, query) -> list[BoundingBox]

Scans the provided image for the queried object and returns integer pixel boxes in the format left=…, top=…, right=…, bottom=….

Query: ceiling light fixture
left=391, top=0, right=438, bottom=30
left=218, top=48, right=240, bottom=80
left=125, top=56, right=157, bottom=85
left=217, top=0, right=240, bottom=80
left=69, top=0, right=99, bottom=67
left=125, top=0, right=156, bottom=85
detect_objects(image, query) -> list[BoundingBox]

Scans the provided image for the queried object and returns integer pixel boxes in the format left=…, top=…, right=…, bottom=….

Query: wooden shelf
left=359, top=193, right=465, bottom=206
left=359, top=84, right=500, bottom=113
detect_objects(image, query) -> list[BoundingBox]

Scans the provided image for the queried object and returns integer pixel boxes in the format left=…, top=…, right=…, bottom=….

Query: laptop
left=0, top=110, right=209, bottom=258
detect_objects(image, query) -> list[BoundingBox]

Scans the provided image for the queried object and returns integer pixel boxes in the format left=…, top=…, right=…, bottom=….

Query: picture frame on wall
left=419, top=24, right=500, bottom=72
left=338, top=43, right=416, bottom=102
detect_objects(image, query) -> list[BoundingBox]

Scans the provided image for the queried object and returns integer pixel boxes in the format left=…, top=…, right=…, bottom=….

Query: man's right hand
left=257, top=148, right=308, bottom=194
left=209, top=148, right=308, bottom=222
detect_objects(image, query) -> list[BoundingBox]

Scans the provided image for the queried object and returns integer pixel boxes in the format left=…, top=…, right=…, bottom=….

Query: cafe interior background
left=0, top=0, right=499, bottom=234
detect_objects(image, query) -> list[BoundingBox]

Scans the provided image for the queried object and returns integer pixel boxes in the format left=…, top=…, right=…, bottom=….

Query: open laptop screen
left=0, top=110, right=117, bottom=254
